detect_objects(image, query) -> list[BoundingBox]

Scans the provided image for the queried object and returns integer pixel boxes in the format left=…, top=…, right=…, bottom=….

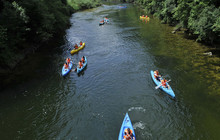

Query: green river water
left=0, top=4, right=220, bottom=140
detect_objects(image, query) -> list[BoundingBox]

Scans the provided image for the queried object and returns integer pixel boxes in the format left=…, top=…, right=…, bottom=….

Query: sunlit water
left=0, top=4, right=220, bottom=140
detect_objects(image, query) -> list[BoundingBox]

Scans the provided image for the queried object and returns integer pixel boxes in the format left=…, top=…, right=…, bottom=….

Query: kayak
left=119, top=6, right=127, bottom=8
left=70, top=43, right=85, bottom=55
left=150, top=70, right=175, bottom=98
left=104, top=18, right=109, bottom=24
left=62, top=61, right=73, bottom=76
left=118, top=113, right=136, bottom=140
left=99, top=21, right=104, bottom=26
left=77, top=56, right=87, bottom=74
left=140, top=16, right=150, bottom=20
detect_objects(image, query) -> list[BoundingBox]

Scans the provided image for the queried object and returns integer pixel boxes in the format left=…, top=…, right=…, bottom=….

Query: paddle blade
left=155, top=79, right=171, bottom=89
left=155, top=84, right=162, bottom=89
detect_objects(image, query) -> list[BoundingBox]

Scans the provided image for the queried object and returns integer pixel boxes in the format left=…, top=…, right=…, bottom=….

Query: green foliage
left=67, top=0, right=101, bottom=10
left=0, top=0, right=100, bottom=70
left=135, top=0, right=220, bottom=45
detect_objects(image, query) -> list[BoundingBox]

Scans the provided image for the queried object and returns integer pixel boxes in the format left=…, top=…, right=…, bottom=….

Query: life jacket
left=80, top=42, right=82, bottom=46
left=123, top=128, right=133, bottom=140
left=161, top=80, right=167, bottom=86
left=75, top=45, right=78, bottom=49
left=81, top=58, right=85, bottom=63
left=79, top=62, right=83, bottom=67
left=66, top=58, right=70, bottom=63
left=154, top=71, right=159, bottom=78
left=64, top=64, right=68, bottom=69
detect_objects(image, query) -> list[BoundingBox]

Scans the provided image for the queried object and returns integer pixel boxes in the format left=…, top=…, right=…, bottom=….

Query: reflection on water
left=0, top=4, right=220, bottom=140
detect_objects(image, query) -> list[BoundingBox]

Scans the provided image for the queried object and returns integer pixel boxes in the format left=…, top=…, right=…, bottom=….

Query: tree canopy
left=0, top=0, right=100, bottom=71
left=133, top=0, right=220, bottom=45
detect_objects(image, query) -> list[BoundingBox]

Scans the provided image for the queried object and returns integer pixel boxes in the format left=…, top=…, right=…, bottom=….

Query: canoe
left=77, top=56, right=87, bottom=74
left=118, top=113, right=136, bottom=140
left=61, top=61, right=73, bottom=76
left=70, top=43, right=85, bottom=55
left=140, top=16, right=150, bottom=20
left=150, top=70, right=175, bottom=98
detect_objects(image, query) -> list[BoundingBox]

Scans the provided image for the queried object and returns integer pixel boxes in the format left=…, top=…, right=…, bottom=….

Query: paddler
left=74, top=43, right=78, bottom=49
left=78, top=60, right=83, bottom=68
left=161, top=78, right=169, bottom=89
left=123, top=128, right=135, bottom=140
left=64, top=62, right=69, bottom=69
left=66, top=57, right=71, bottom=65
left=81, top=56, right=85, bottom=63
left=79, top=41, right=83, bottom=46
left=154, top=70, right=161, bottom=81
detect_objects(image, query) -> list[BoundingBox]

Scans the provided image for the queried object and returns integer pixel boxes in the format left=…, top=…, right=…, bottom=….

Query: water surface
left=0, top=4, right=220, bottom=140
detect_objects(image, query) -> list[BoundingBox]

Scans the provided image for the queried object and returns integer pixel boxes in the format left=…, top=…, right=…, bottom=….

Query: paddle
left=155, top=80, right=171, bottom=89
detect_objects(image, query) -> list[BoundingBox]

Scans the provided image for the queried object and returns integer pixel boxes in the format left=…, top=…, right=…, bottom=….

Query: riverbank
left=133, top=0, right=220, bottom=48
left=0, top=0, right=101, bottom=90
left=0, top=5, right=220, bottom=139
left=0, top=1, right=100, bottom=72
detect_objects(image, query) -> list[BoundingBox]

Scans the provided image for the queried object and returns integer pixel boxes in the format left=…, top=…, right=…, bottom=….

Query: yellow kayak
left=140, top=16, right=150, bottom=20
left=70, top=43, right=85, bottom=55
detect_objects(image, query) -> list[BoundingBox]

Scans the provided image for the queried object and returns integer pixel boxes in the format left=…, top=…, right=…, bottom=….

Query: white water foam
left=128, top=107, right=146, bottom=112
left=133, top=121, right=145, bottom=129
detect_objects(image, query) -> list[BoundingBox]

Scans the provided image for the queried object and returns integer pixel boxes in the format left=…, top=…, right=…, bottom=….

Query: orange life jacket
left=154, top=71, right=159, bottom=78
left=79, top=62, right=83, bottom=67
left=161, top=80, right=167, bottom=86
left=80, top=42, right=82, bottom=46
left=64, top=64, right=68, bottom=69
left=123, top=129, right=133, bottom=140
left=81, top=58, right=85, bottom=63
left=66, top=58, right=70, bottom=63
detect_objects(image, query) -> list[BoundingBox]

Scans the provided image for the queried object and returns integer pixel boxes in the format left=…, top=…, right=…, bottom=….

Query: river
left=0, top=4, right=220, bottom=140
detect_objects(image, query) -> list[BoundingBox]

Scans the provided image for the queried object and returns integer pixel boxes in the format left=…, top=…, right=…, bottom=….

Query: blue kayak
left=150, top=70, right=175, bottom=98
left=62, top=61, right=73, bottom=76
left=77, top=56, right=87, bottom=74
left=104, top=18, right=109, bottom=24
left=118, top=113, right=136, bottom=140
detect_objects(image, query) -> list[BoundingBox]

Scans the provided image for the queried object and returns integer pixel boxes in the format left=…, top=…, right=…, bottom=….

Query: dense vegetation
left=125, top=0, right=220, bottom=46
left=0, top=0, right=100, bottom=73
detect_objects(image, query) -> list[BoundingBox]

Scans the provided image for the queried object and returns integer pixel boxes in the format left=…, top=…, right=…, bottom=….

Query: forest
left=127, top=0, right=220, bottom=46
left=1, top=0, right=220, bottom=73
left=0, top=0, right=100, bottom=73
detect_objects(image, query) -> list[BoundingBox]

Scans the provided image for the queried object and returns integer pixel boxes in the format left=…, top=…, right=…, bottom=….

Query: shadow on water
left=0, top=3, right=220, bottom=140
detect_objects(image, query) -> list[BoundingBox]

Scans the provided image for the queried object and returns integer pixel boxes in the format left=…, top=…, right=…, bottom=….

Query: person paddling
left=74, top=43, right=78, bottom=49
left=154, top=70, right=161, bottom=81
left=78, top=60, right=83, bottom=68
left=123, top=128, right=135, bottom=140
left=79, top=41, right=83, bottom=46
left=81, top=56, right=85, bottom=63
left=161, top=78, right=169, bottom=89
left=64, top=62, right=69, bottom=69
left=66, top=57, right=71, bottom=65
